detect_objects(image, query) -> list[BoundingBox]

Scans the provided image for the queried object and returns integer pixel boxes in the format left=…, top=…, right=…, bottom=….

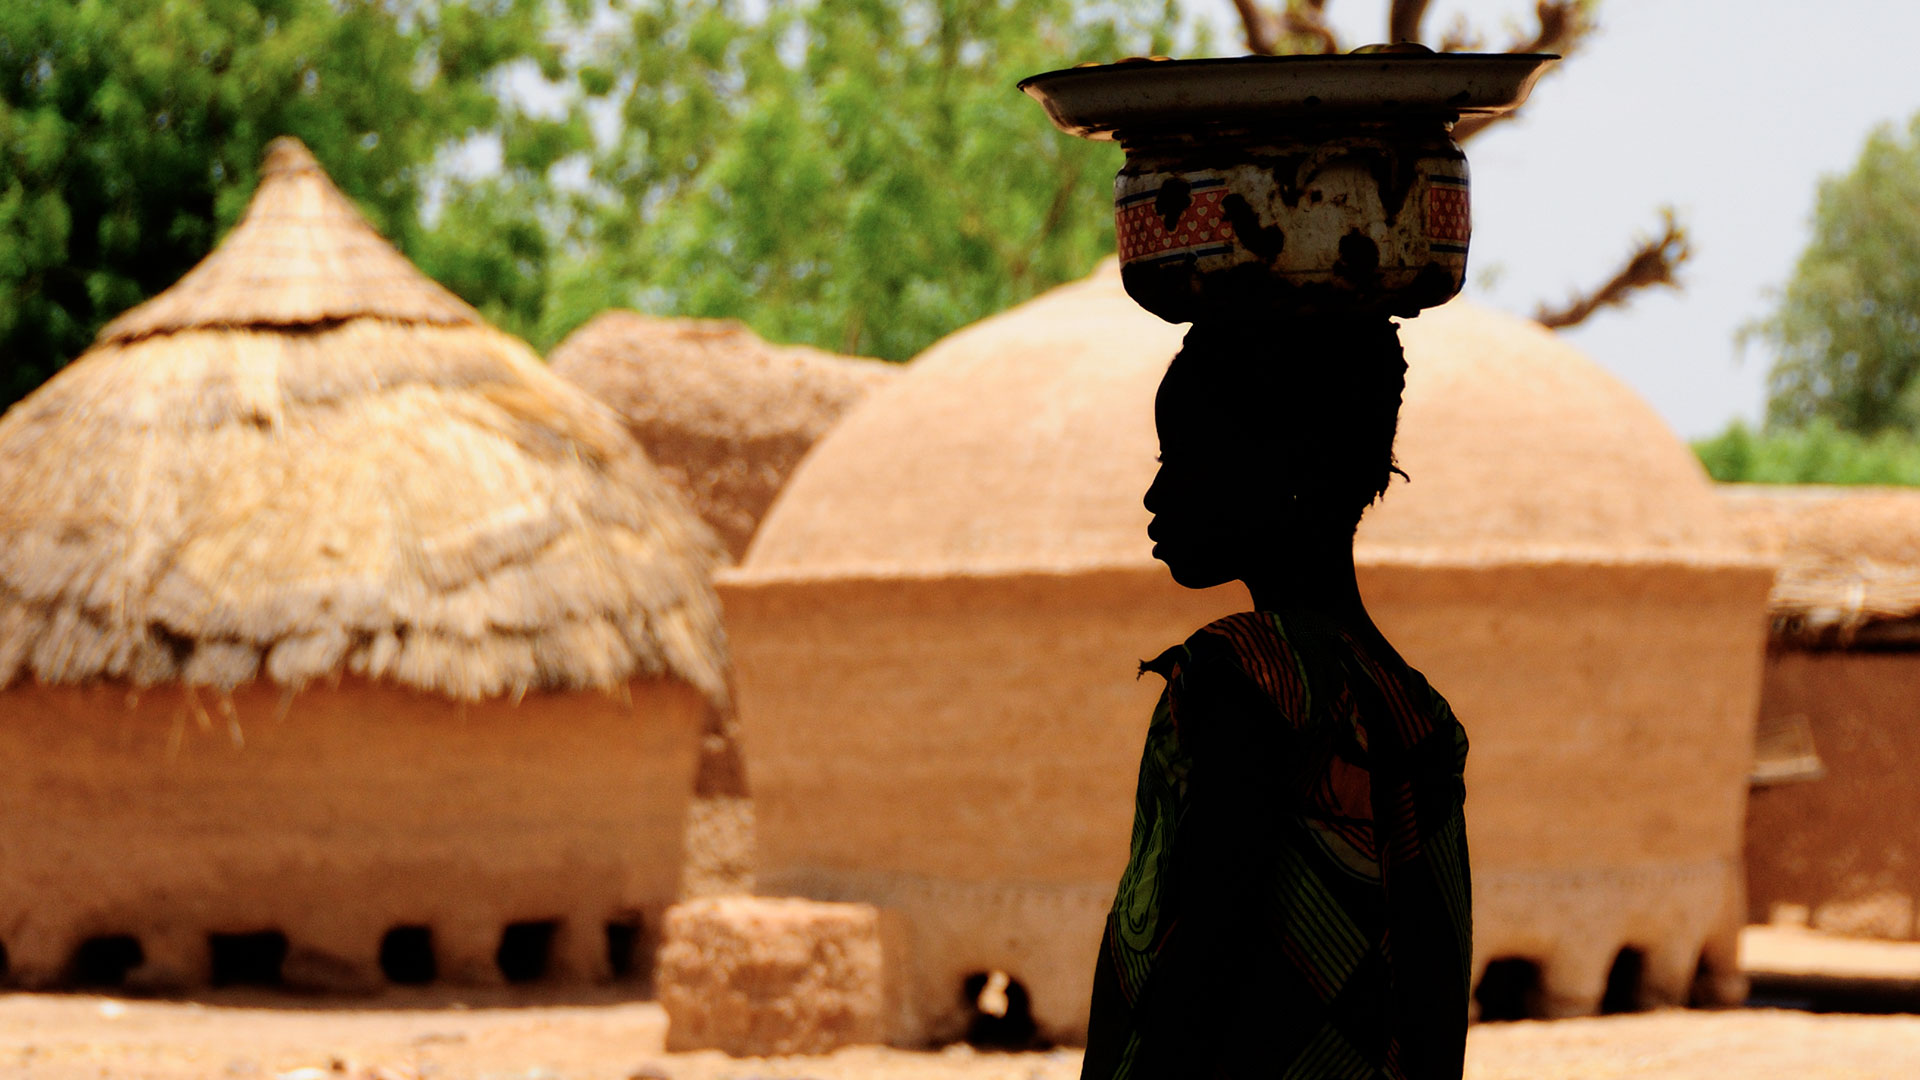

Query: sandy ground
left=4, top=994, right=1920, bottom=1080
left=1742, top=925, right=1920, bottom=980
left=5, top=927, right=1918, bottom=1079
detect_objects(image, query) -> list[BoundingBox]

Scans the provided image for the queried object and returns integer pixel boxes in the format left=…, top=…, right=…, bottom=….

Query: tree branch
left=1510, top=0, right=1594, bottom=54
left=1452, top=1, right=1594, bottom=140
left=1230, top=0, right=1282, bottom=55
left=1229, top=1, right=1585, bottom=136
left=1535, top=207, right=1692, bottom=329
left=1436, top=14, right=1484, bottom=52
left=1234, top=1, right=1342, bottom=56
left=1389, top=0, right=1432, bottom=44
left=1283, top=0, right=1343, bottom=55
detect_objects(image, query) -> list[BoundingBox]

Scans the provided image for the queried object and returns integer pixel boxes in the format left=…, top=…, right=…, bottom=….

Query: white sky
left=1258, top=0, right=1920, bottom=437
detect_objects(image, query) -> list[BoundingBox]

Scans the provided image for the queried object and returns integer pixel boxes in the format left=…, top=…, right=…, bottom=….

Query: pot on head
left=1020, top=50, right=1557, bottom=323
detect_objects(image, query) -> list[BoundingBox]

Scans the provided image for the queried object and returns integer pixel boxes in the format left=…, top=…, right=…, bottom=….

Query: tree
left=542, top=0, right=1201, bottom=361
left=0, top=0, right=578, bottom=409
left=1694, top=420, right=1920, bottom=486
left=1753, top=112, right=1920, bottom=435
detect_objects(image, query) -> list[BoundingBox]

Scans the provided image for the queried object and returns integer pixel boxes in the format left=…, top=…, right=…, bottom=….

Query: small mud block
left=659, top=897, right=905, bottom=1055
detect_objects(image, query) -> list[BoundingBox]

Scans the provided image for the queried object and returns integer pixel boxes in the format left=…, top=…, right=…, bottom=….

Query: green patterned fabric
left=1082, top=611, right=1472, bottom=1079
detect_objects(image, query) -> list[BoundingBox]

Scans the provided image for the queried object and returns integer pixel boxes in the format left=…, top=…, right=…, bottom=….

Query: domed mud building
left=0, top=140, right=727, bottom=993
left=720, top=263, right=1776, bottom=1044
left=1724, top=486, right=1920, bottom=940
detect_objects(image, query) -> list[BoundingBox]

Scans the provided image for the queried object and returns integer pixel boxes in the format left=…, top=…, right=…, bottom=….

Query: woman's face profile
left=1144, top=397, right=1286, bottom=591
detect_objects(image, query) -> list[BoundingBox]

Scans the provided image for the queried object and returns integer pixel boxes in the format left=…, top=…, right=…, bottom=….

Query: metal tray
left=1020, top=54, right=1558, bottom=140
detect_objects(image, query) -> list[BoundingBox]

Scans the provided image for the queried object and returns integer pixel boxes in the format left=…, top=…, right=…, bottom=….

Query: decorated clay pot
left=1020, top=53, right=1556, bottom=322
left=1114, top=123, right=1469, bottom=322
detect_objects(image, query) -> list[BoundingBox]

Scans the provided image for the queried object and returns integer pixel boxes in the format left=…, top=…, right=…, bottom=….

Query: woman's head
left=1145, top=316, right=1407, bottom=590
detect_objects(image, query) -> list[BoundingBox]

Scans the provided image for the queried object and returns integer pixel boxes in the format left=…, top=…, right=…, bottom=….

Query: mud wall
left=1364, top=560, right=1774, bottom=1015
left=720, top=558, right=1773, bottom=1043
left=1746, top=650, right=1920, bottom=939
left=722, top=567, right=1238, bottom=1046
left=0, top=677, right=704, bottom=991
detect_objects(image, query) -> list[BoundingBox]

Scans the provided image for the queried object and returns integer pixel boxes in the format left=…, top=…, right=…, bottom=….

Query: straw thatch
left=550, top=314, right=897, bottom=561
left=0, top=138, right=727, bottom=702
left=1721, top=485, right=1920, bottom=646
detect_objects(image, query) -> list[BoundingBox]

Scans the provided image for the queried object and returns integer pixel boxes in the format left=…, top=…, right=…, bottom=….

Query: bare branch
left=1281, top=0, right=1343, bottom=55
left=1534, top=208, right=1692, bottom=330
left=1510, top=0, right=1594, bottom=54
left=1231, top=0, right=1282, bottom=54
left=1451, top=1, right=1595, bottom=140
left=1389, top=0, right=1432, bottom=44
left=1232, top=0, right=1344, bottom=56
left=1437, top=14, right=1484, bottom=52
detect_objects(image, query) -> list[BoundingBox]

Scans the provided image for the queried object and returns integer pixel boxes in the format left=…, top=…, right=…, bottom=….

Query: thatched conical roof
left=102, top=142, right=483, bottom=340
left=1721, top=485, right=1920, bottom=645
left=0, top=138, right=726, bottom=702
left=550, top=313, right=897, bottom=561
left=741, top=261, right=1758, bottom=579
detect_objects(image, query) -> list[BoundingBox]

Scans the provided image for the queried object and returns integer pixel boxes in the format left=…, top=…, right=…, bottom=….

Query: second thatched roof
left=1722, top=485, right=1920, bottom=646
left=0, top=138, right=727, bottom=703
left=550, top=313, right=897, bottom=561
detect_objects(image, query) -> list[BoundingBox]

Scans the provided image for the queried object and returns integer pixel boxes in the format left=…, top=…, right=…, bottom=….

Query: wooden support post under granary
left=0, top=139, right=728, bottom=994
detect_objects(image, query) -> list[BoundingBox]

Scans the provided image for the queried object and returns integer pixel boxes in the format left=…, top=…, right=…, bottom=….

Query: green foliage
left=549, top=0, right=1201, bottom=359
left=1694, top=419, right=1920, bottom=486
left=1752, top=112, right=1920, bottom=434
left=1, top=0, right=1197, bottom=405
left=0, top=0, right=575, bottom=408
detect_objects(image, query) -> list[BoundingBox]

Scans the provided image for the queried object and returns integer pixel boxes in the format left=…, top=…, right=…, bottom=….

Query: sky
left=1247, top=0, right=1920, bottom=438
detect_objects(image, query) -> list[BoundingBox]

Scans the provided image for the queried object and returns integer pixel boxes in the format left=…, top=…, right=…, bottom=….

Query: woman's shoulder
left=1168, top=611, right=1460, bottom=727
left=1188, top=610, right=1299, bottom=652
left=1144, top=611, right=1313, bottom=718
left=1143, top=612, right=1276, bottom=674
left=1186, top=609, right=1351, bottom=678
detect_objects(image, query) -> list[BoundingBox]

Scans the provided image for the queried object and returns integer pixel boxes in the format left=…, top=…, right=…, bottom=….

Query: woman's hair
left=1155, top=315, right=1408, bottom=530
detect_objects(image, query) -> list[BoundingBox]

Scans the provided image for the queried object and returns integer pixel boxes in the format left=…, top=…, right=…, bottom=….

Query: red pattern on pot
left=1426, top=177, right=1470, bottom=250
left=1117, top=182, right=1238, bottom=265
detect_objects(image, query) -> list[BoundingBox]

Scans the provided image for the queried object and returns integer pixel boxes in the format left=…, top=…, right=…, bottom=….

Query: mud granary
left=1725, top=486, right=1920, bottom=940
left=551, top=314, right=897, bottom=566
left=551, top=314, right=895, bottom=804
left=0, top=139, right=727, bottom=993
left=720, top=263, right=1778, bottom=1044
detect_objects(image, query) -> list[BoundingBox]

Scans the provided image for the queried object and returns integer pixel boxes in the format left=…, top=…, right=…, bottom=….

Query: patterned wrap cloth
left=1082, top=611, right=1472, bottom=1079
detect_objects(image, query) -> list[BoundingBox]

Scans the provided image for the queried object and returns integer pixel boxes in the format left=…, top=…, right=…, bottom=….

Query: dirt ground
left=4, top=993, right=1920, bottom=1080
left=5, top=927, right=1918, bottom=1079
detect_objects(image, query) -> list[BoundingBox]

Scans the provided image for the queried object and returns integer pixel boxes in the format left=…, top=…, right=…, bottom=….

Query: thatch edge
left=1719, top=483, right=1920, bottom=646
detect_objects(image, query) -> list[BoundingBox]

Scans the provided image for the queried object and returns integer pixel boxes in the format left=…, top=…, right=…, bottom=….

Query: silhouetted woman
left=1082, top=317, right=1472, bottom=1079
